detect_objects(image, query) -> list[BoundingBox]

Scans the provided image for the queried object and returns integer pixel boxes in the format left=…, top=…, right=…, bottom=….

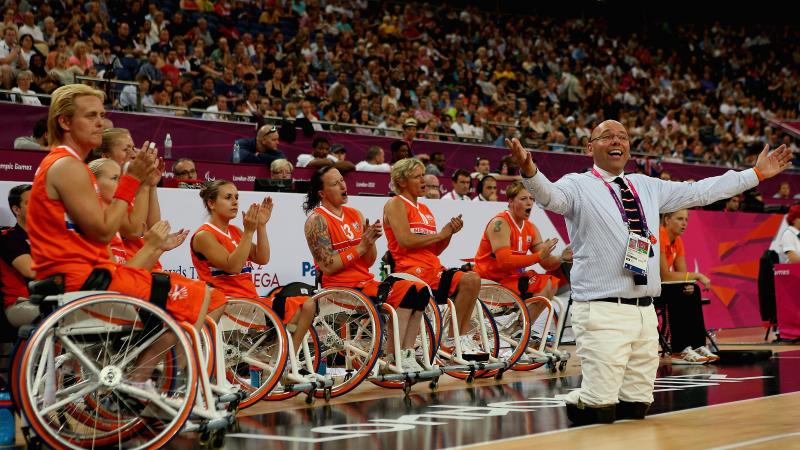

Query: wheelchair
left=9, top=275, right=287, bottom=449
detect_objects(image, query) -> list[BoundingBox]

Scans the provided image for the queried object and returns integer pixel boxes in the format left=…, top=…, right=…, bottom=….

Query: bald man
left=508, top=119, right=793, bottom=425
left=233, top=124, right=286, bottom=166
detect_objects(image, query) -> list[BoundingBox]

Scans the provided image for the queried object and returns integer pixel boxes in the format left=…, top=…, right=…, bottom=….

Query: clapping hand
left=257, top=197, right=273, bottom=226
left=361, top=219, right=383, bottom=246
left=242, top=204, right=259, bottom=233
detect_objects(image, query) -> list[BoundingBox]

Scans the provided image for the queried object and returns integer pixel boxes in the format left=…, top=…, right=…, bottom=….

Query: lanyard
left=590, top=168, right=657, bottom=245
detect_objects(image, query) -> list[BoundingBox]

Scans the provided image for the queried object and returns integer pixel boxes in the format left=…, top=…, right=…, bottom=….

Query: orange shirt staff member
left=383, top=158, right=484, bottom=356
left=26, top=85, right=227, bottom=382
left=304, top=166, right=429, bottom=371
left=474, top=181, right=570, bottom=307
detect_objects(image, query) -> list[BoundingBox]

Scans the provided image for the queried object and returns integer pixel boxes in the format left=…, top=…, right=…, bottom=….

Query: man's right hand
left=505, top=138, right=537, bottom=178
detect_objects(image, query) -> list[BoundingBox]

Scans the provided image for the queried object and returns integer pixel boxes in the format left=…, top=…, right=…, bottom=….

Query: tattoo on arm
left=306, top=214, right=336, bottom=269
left=493, top=219, right=503, bottom=233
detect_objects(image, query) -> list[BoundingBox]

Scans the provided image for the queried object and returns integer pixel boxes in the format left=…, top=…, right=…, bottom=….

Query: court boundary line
left=443, top=391, right=800, bottom=450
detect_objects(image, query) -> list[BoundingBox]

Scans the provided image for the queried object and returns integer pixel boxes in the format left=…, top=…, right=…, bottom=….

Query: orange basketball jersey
left=28, top=146, right=111, bottom=290
left=191, top=223, right=258, bottom=299
left=474, top=211, right=538, bottom=281
left=384, top=196, right=441, bottom=272
left=314, top=205, right=372, bottom=287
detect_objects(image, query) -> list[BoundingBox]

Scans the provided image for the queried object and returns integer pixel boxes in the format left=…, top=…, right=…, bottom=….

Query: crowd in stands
left=1, top=0, right=799, bottom=174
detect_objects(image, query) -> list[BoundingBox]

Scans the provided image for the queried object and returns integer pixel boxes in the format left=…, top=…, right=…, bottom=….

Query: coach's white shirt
left=779, top=226, right=800, bottom=263
left=522, top=164, right=758, bottom=301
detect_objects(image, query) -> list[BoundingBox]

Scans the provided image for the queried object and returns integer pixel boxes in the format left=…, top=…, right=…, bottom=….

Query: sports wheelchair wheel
left=220, top=298, right=288, bottom=409
left=477, top=283, right=532, bottom=375
left=311, top=288, right=382, bottom=398
left=436, top=299, right=501, bottom=379
left=17, top=292, right=198, bottom=449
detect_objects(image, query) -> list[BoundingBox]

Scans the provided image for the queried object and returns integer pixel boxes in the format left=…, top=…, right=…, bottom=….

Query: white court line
left=444, top=392, right=800, bottom=450
left=706, top=432, right=800, bottom=450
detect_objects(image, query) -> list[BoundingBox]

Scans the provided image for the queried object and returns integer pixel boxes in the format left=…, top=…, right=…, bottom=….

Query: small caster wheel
left=324, top=388, right=332, bottom=402
left=466, top=372, right=475, bottom=384
left=429, top=377, right=439, bottom=390
left=213, top=432, right=225, bottom=448
left=559, top=361, right=568, bottom=371
left=228, top=419, right=241, bottom=433
left=305, top=390, right=316, bottom=405
left=494, top=370, right=504, bottom=381
left=200, top=431, right=211, bottom=444
left=403, top=381, right=412, bottom=396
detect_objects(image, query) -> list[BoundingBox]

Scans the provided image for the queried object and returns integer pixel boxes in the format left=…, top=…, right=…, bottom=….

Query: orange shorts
left=48, top=264, right=225, bottom=324
left=398, top=265, right=464, bottom=299
left=356, top=278, right=428, bottom=309
left=260, top=295, right=310, bottom=325
left=105, top=265, right=226, bottom=324
left=499, top=270, right=559, bottom=297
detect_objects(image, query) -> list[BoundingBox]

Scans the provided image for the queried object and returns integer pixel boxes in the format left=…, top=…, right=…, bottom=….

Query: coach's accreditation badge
left=623, top=232, right=650, bottom=276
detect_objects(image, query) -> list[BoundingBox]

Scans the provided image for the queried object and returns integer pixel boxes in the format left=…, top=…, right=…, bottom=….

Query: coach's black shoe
left=565, top=402, right=616, bottom=425
left=616, top=400, right=650, bottom=420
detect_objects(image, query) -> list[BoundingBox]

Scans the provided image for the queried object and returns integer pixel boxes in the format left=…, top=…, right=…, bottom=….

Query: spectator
left=10, top=69, right=40, bottom=105
left=390, top=140, right=411, bottom=164
left=473, top=175, right=498, bottom=201
left=472, top=156, right=491, bottom=180
left=426, top=152, right=446, bottom=176
left=330, top=145, right=356, bottom=173
left=232, top=124, right=287, bottom=166
left=1, top=26, right=22, bottom=89
left=402, top=118, right=417, bottom=152
left=723, top=195, right=741, bottom=212
left=67, top=41, right=93, bottom=73
left=14, top=118, right=48, bottom=150
left=202, top=95, right=229, bottom=120
left=0, top=184, right=35, bottom=324
left=270, top=159, right=294, bottom=179
left=18, top=12, right=43, bottom=44
left=423, top=174, right=442, bottom=199
left=773, top=181, right=792, bottom=199
left=442, top=169, right=472, bottom=201
left=356, top=146, right=391, bottom=173
left=172, top=158, right=198, bottom=181
left=297, top=136, right=335, bottom=168
left=136, top=51, right=163, bottom=83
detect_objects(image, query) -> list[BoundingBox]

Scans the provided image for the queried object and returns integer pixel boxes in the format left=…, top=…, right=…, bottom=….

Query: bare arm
left=120, top=184, right=150, bottom=238
left=11, top=254, right=36, bottom=279
left=384, top=197, right=451, bottom=249
left=48, top=148, right=154, bottom=243
left=659, top=252, right=711, bottom=288
left=531, top=224, right=559, bottom=269
left=787, top=251, right=800, bottom=263
left=304, top=213, right=372, bottom=275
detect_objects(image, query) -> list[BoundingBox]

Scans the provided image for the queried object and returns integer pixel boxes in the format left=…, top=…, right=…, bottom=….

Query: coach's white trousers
left=563, top=300, right=659, bottom=406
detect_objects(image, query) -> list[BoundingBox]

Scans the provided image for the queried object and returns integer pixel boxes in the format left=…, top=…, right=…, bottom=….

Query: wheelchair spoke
left=39, top=381, right=100, bottom=416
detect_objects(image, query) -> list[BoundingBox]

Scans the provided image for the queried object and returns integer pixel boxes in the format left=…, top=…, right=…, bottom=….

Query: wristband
left=338, top=247, right=360, bottom=268
left=685, top=272, right=690, bottom=282
left=113, top=174, right=141, bottom=207
left=753, top=167, right=765, bottom=182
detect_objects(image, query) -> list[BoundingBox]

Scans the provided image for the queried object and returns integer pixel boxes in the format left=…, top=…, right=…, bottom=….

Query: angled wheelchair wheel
left=311, top=288, right=382, bottom=398
left=514, top=296, right=554, bottom=371
left=220, top=298, right=288, bottom=409
left=17, top=293, right=198, bottom=450
left=478, top=283, right=531, bottom=374
left=437, top=299, right=501, bottom=379
left=265, top=327, right=321, bottom=401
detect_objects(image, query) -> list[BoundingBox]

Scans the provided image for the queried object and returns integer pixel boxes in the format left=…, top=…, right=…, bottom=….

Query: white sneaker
left=671, top=346, right=709, bottom=365
left=400, top=348, right=424, bottom=372
left=694, top=346, right=720, bottom=362
left=459, top=335, right=489, bottom=361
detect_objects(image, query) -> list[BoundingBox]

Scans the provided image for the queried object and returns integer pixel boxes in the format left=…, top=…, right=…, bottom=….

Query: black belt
left=595, top=297, right=653, bottom=307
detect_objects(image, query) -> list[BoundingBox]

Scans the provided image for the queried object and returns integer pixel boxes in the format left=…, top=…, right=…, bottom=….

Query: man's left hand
left=755, top=144, right=793, bottom=179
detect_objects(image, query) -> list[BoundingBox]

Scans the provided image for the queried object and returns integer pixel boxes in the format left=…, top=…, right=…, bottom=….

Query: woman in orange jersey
left=474, top=181, right=567, bottom=300
left=473, top=181, right=571, bottom=321
left=93, top=127, right=164, bottom=265
left=383, top=158, right=485, bottom=358
left=88, top=157, right=188, bottom=268
left=191, top=180, right=316, bottom=353
left=304, top=166, right=429, bottom=372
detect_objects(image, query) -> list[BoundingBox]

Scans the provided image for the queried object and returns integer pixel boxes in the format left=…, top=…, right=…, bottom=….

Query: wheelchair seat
left=27, top=274, right=65, bottom=298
